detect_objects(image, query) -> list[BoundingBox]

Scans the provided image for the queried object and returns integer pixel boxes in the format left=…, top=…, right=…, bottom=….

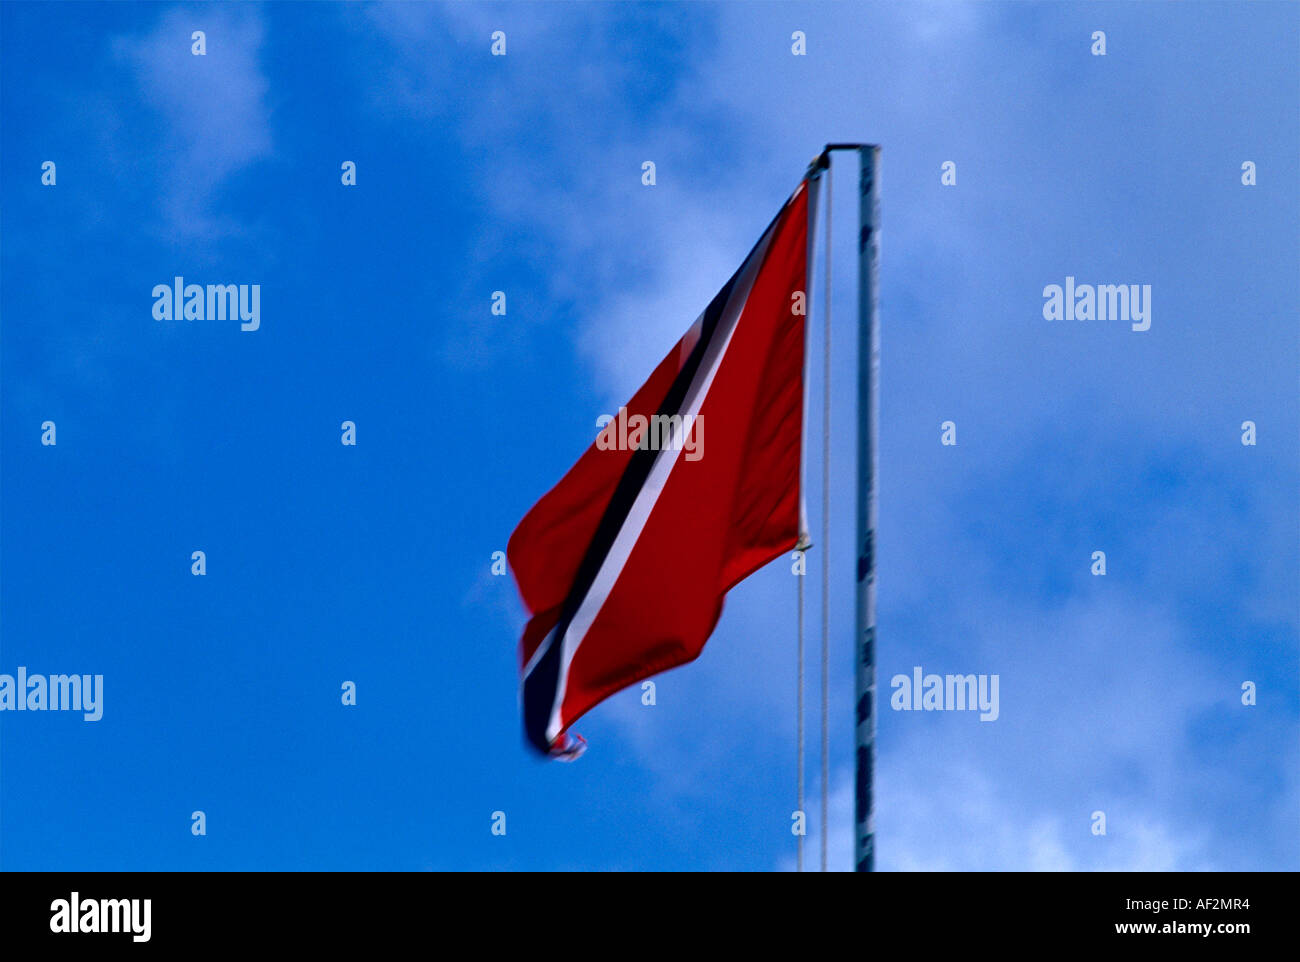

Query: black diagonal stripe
left=523, top=188, right=800, bottom=754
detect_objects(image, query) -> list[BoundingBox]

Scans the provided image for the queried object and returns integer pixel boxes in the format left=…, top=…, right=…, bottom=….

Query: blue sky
left=1, top=1, right=1296, bottom=871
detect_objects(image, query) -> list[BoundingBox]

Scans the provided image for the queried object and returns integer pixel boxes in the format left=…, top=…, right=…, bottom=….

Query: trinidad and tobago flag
left=508, top=166, right=822, bottom=758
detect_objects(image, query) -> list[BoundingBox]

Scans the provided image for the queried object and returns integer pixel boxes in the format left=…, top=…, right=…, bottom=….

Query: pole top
left=806, top=144, right=879, bottom=179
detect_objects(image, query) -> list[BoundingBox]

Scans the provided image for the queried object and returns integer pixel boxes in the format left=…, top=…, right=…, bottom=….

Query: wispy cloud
left=112, top=5, right=272, bottom=238
left=361, top=1, right=1297, bottom=870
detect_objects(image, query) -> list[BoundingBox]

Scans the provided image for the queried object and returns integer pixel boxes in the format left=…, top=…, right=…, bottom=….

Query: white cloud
left=113, top=5, right=272, bottom=237
left=360, top=2, right=1297, bottom=870
left=879, top=760, right=1216, bottom=872
left=781, top=759, right=1217, bottom=872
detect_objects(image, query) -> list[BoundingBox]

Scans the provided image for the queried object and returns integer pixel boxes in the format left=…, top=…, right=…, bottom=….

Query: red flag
left=508, top=171, right=821, bottom=758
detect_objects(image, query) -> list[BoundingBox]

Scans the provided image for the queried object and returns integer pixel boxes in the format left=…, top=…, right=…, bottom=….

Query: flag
left=508, top=168, right=822, bottom=758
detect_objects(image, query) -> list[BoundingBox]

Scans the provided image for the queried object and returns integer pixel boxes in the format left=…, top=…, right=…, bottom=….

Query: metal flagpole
left=819, top=143, right=879, bottom=872
left=820, top=156, right=832, bottom=874
left=852, top=145, right=880, bottom=873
